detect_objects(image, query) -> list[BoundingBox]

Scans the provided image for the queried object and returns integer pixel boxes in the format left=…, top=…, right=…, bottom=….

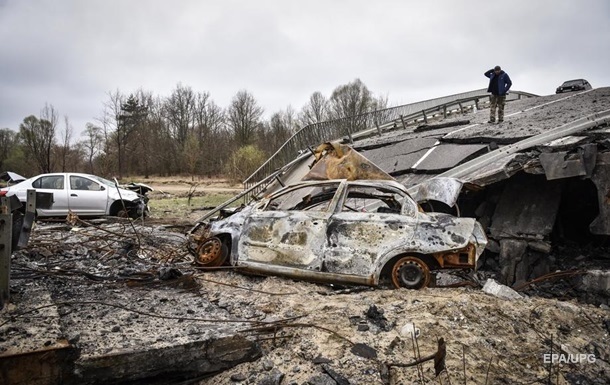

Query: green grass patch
left=149, top=193, right=237, bottom=219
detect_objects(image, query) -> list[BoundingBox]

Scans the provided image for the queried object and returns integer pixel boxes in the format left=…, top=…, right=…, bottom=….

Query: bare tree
left=263, top=106, right=297, bottom=153
left=0, top=128, right=17, bottom=171
left=298, top=91, right=330, bottom=127
left=227, top=90, right=263, bottom=147
left=19, top=104, right=58, bottom=173
left=182, top=133, right=201, bottom=181
left=164, top=83, right=196, bottom=146
left=81, top=123, right=104, bottom=174
left=58, top=115, right=73, bottom=172
left=329, top=78, right=375, bottom=120
left=192, top=92, right=226, bottom=176
left=101, top=91, right=149, bottom=178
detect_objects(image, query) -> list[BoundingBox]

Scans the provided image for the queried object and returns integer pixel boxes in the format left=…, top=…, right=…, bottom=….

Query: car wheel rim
left=391, top=257, right=430, bottom=290
left=196, top=237, right=225, bottom=266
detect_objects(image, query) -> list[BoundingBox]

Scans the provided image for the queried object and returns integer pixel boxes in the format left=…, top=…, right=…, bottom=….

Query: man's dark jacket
left=485, top=69, right=512, bottom=96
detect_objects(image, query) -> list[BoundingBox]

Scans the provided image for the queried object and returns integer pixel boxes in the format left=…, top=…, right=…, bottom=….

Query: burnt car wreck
left=190, top=144, right=487, bottom=289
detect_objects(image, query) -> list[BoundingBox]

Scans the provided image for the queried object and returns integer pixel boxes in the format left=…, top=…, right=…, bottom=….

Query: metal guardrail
left=243, top=89, right=537, bottom=201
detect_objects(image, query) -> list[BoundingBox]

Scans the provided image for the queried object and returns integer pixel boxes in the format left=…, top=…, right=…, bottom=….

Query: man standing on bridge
left=485, top=65, right=512, bottom=123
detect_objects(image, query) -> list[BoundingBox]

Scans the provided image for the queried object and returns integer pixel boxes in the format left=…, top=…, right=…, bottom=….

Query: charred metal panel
left=590, top=152, right=610, bottom=235
left=303, top=142, right=393, bottom=181
left=490, top=174, right=562, bottom=238
left=238, top=210, right=329, bottom=270
left=411, top=177, right=463, bottom=207
left=325, top=212, right=417, bottom=276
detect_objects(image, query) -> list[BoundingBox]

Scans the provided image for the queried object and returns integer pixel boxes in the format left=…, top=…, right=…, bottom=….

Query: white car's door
left=30, top=175, right=70, bottom=216
left=67, top=175, right=109, bottom=215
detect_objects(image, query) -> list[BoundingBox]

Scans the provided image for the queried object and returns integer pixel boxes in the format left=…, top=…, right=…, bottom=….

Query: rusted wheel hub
left=195, top=237, right=227, bottom=267
left=391, top=256, right=430, bottom=290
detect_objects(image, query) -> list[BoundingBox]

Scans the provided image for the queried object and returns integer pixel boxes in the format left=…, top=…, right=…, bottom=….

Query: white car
left=0, top=173, right=148, bottom=218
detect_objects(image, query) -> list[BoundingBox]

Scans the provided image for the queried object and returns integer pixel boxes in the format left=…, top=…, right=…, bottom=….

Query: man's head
left=494, top=65, right=502, bottom=74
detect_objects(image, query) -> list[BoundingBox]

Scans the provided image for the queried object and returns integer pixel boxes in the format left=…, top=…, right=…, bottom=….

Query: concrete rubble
left=0, top=219, right=608, bottom=384
left=482, top=278, right=523, bottom=300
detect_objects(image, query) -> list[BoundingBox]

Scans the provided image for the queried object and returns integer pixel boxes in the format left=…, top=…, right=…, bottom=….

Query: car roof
left=267, top=179, right=409, bottom=198
left=562, top=79, right=588, bottom=84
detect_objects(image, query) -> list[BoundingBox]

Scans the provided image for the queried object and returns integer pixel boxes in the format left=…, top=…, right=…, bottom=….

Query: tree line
left=0, top=78, right=387, bottom=182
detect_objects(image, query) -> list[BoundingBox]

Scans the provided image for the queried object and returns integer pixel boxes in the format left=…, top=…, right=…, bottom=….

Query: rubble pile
left=1, top=220, right=263, bottom=384
left=196, top=271, right=610, bottom=385
left=1, top=221, right=609, bottom=384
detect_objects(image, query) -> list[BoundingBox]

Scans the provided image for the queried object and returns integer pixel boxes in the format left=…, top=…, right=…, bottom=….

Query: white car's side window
left=70, top=176, right=99, bottom=191
left=32, top=176, right=64, bottom=190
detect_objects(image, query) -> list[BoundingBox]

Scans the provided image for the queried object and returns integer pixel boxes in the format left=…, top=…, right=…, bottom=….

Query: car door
left=238, top=182, right=343, bottom=271
left=31, top=174, right=69, bottom=216
left=68, top=175, right=109, bottom=215
left=325, top=183, right=419, bottom=276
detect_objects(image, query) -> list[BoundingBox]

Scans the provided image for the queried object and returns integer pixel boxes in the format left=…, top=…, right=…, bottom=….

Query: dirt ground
left=2, top=218, right=609, bottom=385
left=127, top=176, right=242, bottom=195
left=193, top=271, right=610, bottom=385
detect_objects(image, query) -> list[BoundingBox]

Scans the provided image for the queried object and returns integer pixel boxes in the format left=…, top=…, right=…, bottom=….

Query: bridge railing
left=243, top=89, right=536, bottom=201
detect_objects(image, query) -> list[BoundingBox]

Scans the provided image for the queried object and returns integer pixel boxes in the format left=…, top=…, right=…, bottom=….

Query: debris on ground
left=1, top=220, right=609, bottom=384
left=482, top=278, right=524, bottom=300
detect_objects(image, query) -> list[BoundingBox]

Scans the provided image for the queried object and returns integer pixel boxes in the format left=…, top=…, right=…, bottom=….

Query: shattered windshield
left=89, top=175, right=117, bottom=187
left=265, top=183, right=339, bottom=212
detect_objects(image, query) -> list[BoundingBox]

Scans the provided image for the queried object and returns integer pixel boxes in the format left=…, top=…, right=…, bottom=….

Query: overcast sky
left=1, top=0, right=609, bottom=137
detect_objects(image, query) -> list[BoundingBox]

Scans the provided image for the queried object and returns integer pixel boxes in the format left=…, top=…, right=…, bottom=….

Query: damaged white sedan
left=0, top=172, right=149, bottom=218
left=190, top=179, right=487, bottom=289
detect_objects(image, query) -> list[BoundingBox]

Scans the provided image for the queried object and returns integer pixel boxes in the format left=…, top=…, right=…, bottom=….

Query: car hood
left=0, top=171, right=26, bottom=184
left=108, top=187, right=142, bottom=201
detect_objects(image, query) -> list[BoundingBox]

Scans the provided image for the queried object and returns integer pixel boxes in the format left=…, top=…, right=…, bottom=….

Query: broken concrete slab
left=498, top=239, right=528, bottom=285
left=0, top=222, right=264, bottom=385
left=539, top=151, right=588, bottom=180
left=590, top=153, right=610, bottom=235
left=359, top=138, right=437, bottom=175
left=76, top=335, right=261, bottom=384
left=442, top=88, right=610, bottom=143
left=482, top=278, right=523, bottom=300
left=412, top=143, right=489, bottom=173
left=580, top=270, right=610, bottom=296
left=539, top=145, right=597, bottom=181
left=537, top=136, right=590, bottom=152
left=490, top=174, right=562, bottom=239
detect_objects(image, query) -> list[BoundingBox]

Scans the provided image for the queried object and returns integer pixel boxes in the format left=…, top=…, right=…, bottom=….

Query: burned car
left=191, top=179, right=487, bottom=289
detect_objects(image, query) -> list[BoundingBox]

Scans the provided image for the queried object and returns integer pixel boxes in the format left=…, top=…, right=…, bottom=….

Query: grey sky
left=1, top=0, right=609, bottom=137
